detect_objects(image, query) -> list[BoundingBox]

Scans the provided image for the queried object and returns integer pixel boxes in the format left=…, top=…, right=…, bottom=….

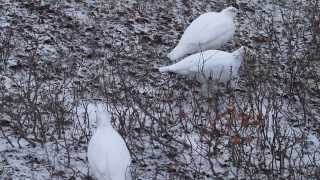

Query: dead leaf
left=230, top=135, right=241, bottom=145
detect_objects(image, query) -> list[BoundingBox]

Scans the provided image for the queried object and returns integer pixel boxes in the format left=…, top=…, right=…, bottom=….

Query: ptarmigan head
left=232, top=46, right=251, bottom=62
left=94, top=103, right=112, bottom=128
left=221, top=6, right=238, bottom=18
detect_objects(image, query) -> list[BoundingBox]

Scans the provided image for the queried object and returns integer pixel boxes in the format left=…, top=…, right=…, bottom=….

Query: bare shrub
left=0, top=0, right=319, bottom=179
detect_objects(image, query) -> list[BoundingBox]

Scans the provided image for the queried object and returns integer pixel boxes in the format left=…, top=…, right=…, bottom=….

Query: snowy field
left=0, top=0, right=320, bottom=179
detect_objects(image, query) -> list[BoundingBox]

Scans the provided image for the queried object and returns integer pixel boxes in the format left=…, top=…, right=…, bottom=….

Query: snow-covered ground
left=0, top=0, right=319, bottom=179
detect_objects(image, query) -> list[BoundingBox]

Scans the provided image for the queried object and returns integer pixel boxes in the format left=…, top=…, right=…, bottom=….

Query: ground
left=0, top=0, right=320, bottom=179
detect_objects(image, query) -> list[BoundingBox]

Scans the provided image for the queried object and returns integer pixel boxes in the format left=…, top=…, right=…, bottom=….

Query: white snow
left=87, top=102, right=132, bottom=180
left=167, top=6, right=237, bottom=61
left=0, top=0, right=319, bottom=179
left=0, top=17, right=10, bottom=28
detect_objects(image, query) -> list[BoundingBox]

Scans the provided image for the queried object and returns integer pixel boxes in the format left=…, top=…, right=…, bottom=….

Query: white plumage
left=168, top=6, right=238, bottom=61
left=160, top=46, right=245, bottom=84
left=87, top=103, right=131, bottom=180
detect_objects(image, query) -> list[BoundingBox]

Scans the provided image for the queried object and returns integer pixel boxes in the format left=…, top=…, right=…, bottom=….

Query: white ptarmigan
left=160, top=46, right=246, bottom=84
left=87, top=103, right=131, bottom=180
left=168, top=6, right=238, bottom=61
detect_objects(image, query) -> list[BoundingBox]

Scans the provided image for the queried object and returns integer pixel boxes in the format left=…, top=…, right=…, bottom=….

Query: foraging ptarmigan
left=168, top=6, right=238, bottom=61
left=160, top=46, right=246, bottom=84
left=87, top=103, right=131, bottom=180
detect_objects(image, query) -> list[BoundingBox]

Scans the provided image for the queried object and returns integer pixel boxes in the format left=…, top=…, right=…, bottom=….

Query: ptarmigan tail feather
left=159, top=66, right=171, bottom=73
left=167, top=44, right=186, bottom=61
left=167, top=50, right=179, bottom=61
